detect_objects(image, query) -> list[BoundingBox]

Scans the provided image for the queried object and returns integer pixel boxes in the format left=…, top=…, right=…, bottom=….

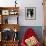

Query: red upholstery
left=21, top=28, right=41, bottom=46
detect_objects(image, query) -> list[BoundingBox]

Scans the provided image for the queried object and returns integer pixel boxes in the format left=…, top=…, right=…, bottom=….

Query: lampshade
left=13, top=28, right=17, bottom=32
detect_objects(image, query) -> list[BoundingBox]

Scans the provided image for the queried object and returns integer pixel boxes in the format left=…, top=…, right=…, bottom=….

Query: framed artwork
left=25, top=7, right=36, bottom=20
left=2, top=10, right=9, bottom=15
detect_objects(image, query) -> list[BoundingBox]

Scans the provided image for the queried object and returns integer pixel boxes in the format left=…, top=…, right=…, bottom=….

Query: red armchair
left=21, top=28, right=41, bottom=46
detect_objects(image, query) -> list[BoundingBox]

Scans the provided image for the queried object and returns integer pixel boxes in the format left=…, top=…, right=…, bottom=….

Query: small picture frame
left=2, top=10, right=9, bottom=15
left=25, top=7, right=36, bottom=20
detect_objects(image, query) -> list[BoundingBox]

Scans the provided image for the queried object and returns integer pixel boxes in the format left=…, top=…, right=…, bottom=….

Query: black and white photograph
left=25, top=7, right=36, bottom=20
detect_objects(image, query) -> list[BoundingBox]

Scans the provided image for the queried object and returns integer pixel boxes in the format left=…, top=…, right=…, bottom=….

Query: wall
left=0, top=0, right=44, bottom=26
left=18, top=0, right=44, bottom=26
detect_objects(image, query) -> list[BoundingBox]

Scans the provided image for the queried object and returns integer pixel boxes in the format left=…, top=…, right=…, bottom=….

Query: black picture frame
left=25, top=7, right=36, bottom=20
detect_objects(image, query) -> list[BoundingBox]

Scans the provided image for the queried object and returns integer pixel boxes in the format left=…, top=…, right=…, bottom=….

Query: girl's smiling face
left=25, top=36, right=38, bottom=46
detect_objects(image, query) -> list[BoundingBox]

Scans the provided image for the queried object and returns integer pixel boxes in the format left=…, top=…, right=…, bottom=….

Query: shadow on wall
left=18, top=26, right=44, bottom=44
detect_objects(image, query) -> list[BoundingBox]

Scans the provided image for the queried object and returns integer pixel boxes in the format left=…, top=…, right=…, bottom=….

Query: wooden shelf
left=0, top=24, right=20, bottom=32
left=0, top=7, right=20, bottom=46
left=1, top=40, right=19, bottom=46
left=2, top=40, right=19, bottom=42
left=0, top=7, right=19, bottom=24
left=0, top=7, right=19, bottom=16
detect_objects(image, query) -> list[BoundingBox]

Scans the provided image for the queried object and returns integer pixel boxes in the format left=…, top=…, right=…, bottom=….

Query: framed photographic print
left=2, top=10, right=9, bottom=15
left=25, top=7, right=36, bottom=20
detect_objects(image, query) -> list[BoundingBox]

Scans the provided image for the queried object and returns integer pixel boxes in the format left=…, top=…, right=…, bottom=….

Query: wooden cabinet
left=0, top=7, right=19, bottom=24
left=0, top=7, right=20, bottom=46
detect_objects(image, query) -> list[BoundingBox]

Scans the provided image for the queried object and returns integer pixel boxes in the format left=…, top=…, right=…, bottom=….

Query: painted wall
left=0, top=0, right=44, bottom=26
left=18, top=0, right=44, bottom=26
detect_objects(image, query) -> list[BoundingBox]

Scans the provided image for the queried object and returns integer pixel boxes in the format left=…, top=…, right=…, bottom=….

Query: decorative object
left=2, top=28, right=13, bottom=41
left=9, top=10, right=18, bottom=15
left=14, top=28, right=17, bottom=32
left=5, top=18, right=8, bottom=24
left=25, top=7, right=36, bottom=20
left=2, top=10, right=9, bottom=15
left=13, top=32, right=18, bottom=41
left=15, top=0, right=17, bottom=7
